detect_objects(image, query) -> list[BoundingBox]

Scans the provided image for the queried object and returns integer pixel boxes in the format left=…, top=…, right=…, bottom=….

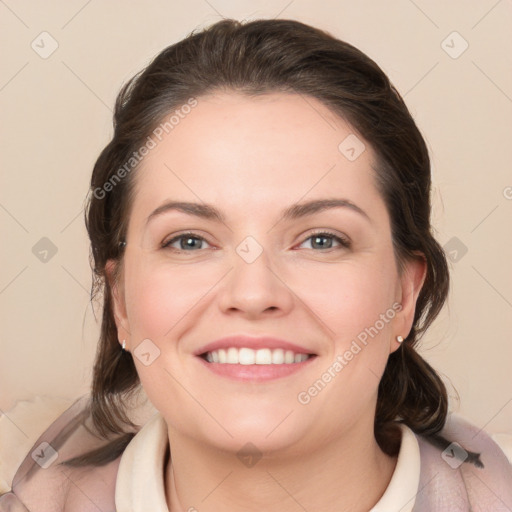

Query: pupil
left=182, top=237, right=199, bottom=250
left=313, top=235, right=331, bottom=249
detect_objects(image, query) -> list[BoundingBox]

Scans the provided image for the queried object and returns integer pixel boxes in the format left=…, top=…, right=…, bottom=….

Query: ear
left=105, top=259, right=130, bottom=349
left=390, top=254, right=427, bottom=353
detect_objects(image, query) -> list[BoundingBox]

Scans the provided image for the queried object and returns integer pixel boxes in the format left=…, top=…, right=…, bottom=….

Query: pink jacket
left=1, top=395, right=511, bottom=511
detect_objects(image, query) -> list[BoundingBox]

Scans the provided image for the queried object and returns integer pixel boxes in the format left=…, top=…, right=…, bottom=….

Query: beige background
left=1, top=0, right=511, bottom=435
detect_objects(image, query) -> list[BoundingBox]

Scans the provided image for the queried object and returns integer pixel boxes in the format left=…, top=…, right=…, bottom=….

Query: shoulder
left=0, top=396, right=127, bottom=512
left=412, top=413, right=512, bottom=511
left=0, top=395, right=73, bottom=495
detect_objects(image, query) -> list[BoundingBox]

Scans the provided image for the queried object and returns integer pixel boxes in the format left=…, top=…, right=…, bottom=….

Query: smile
left=202, top=347, right=312, bottom=365
left=197, top=350, right=317, bottom=382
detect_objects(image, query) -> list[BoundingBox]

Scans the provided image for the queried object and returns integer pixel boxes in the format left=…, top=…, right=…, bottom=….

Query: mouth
left=196, top=344, right=317, bottom=381
left=194, top=335, right=318, bottom=381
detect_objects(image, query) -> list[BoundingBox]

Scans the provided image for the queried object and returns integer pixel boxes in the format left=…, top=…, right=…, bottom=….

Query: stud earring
left=121, top=339, right=126, bottom=351
left=396, top=335, right=404, bottom=343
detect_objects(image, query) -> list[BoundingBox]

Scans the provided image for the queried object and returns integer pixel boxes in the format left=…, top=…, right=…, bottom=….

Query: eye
left=162, top=232, right=212, bottom=252
left=298, top=230, right=351, bottom=251
left=161, top=230, right=350, bottom=253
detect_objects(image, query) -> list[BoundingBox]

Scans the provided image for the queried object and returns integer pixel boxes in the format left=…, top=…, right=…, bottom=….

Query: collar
left=370, top=423, right=420, bottom=512
left=115, top=413, right=420, bottom=512
left=115, top=412, right=169, bottom=511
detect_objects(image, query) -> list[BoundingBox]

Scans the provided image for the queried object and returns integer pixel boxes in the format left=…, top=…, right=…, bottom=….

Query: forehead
left=130, top=91, right=385, bottom=226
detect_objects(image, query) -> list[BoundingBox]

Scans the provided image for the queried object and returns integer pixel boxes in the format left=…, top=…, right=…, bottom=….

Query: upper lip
left=194, top=335, right=317, bottom=356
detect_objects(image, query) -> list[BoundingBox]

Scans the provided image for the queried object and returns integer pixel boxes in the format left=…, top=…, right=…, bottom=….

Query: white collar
left=115, top=412, right=169, bottom=511
left=369, top=423, right=420, bottom=512
left=115, top=413, right=420, bottom=512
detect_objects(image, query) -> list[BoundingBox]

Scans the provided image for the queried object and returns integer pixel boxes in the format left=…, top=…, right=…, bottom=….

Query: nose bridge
left=218, top=234, right=293, bottom=316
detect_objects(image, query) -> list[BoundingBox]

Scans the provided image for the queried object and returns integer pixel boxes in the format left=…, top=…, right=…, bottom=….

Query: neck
left=164, top=416, right=398, bottom=512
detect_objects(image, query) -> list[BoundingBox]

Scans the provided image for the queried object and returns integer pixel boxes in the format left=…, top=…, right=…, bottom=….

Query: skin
left=109, top=92, right=426, bottom=512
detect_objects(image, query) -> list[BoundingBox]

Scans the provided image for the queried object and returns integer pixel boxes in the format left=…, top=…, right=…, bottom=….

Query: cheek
left=294, top=253, right=398, bottom=403
left=123, top=256, right=220, bottom=340
left=122, top=257, right=218, bottom=412
left=295, top=257, right=398, bottom=343
left=293, top=259, right=399, bottom=431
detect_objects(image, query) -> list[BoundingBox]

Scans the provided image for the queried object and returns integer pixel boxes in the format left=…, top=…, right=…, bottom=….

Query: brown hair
left=68, top=18, right=451, bottom=466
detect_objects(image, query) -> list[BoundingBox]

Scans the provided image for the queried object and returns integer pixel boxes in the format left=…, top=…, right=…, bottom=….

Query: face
left=110, top=92, right=424, bottom=456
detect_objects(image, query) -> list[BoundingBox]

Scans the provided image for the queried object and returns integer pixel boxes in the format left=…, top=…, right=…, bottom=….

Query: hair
left=66, top=18, right=452, bottom=466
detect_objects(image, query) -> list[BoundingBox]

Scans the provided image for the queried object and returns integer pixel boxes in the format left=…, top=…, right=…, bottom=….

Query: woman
left=1, top=18, right=511, bottom=512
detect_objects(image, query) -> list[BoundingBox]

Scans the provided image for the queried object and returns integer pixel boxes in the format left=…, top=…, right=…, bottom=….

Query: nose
left=217, top=241, right=294, bottom=319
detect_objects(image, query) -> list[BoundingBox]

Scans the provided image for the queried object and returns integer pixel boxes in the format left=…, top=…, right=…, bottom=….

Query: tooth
left=239, top=348, right=255, bottom=365
left=256, top=348, right=272, bottom=364
left=284, top=350, right=295, bottom=364
left=227, top=347, right=238, bottom=364
left=271, top=348, right=284, bottom=364
left=204, top=347, right=310, bottom=365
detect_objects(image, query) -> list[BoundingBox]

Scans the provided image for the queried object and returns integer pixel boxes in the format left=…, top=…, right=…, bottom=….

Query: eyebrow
left=145, top=198, right=371, bottom=226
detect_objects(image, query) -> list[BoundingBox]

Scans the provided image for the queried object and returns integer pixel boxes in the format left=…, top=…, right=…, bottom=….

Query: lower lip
left=196, top=356, right=317, bottom=381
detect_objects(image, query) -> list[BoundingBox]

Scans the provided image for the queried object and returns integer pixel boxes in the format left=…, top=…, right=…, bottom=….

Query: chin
left=211, top=412, right=308, bottom=453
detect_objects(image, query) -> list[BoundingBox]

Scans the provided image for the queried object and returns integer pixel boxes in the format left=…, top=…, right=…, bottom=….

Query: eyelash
left=161, top=230, right=351, bottom=253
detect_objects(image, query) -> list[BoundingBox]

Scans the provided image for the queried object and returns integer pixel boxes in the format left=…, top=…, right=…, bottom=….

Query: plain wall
left=1, top=0, right=511, bottom=434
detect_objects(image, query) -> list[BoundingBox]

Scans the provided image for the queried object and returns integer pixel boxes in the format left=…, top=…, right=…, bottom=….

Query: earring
left=396, top=335, right=404, bottom=343
left=121, top=339, right=126, bottom=351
